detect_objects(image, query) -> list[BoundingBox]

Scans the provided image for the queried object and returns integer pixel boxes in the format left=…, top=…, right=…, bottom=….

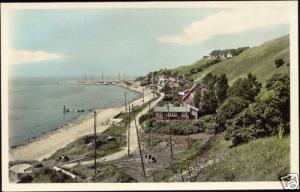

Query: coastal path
left=61, top=92, right=164, bottom=168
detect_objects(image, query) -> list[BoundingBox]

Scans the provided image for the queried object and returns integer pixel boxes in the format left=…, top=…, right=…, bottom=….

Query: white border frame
left=1, top=1, right=298, bottom=191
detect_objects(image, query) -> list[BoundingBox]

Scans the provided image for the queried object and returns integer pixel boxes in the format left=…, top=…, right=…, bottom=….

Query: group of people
left=145, top=154, right=157, bottom=163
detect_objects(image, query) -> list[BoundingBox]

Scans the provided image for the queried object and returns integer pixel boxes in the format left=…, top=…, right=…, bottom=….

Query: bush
left=139, top=112, right=154, bottom=124
left=275, top=58, right=284, bottom=68
left=216, top=96, right=250, bottom=131
left=19, top=174, right=33, bottom=183
left=198, top=115, right=218, bottom=134
left=190, top=68, right=199, bottom=74
left=224, top=73, right=289, bottom=145
left=95, top=164, right=136, bottom=182
left=30, top=167, right=77, bottom=183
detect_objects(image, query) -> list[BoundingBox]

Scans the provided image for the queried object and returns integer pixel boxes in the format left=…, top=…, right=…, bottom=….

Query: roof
left=182, top=84, right=197, bottom=101
left=154, top=106, right=190, bottom=113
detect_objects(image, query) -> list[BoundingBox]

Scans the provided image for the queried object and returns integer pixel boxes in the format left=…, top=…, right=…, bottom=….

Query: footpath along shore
left=9, top=81, right=153, bottom=162
left=62, top=92, right=164, bottom=168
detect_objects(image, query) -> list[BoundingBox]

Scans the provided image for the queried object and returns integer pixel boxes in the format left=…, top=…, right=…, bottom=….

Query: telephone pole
left=167, top=104, right=173, bottom=159
left=151, top=72, right=154, bottom=97
left=186, top=104, right=190, bottom=149
left=142, top=87, right=145, bottom=105
left=132, top=104, right=146, bottom=177
left=127, top=105, right=131, bottom=156
left=148, top=100, right=151, bottom=146
left=93, top=111, right=97, bottom=176
left=124, top=92, right=128, bottom=150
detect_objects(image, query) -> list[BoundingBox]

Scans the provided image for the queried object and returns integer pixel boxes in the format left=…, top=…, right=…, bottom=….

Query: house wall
left=155, top=112, right=190, bottom=121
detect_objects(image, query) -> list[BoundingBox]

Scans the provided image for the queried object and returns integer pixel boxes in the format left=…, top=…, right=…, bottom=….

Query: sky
left=7, top=7, right=290, bottom=78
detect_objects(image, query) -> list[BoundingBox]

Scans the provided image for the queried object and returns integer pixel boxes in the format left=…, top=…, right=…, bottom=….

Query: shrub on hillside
left=228, top=73, right=261, bottom=102
left=30, top=167, right=77, bottom=183
left=197, top=115, right=218, bottom=134
left=216, top=97, right=250, bottom=131
left=139, top=112, right=154, bottom=125
left=275, top=58, right=284, bottom=68
left=225, top=74, right=290, bottom=145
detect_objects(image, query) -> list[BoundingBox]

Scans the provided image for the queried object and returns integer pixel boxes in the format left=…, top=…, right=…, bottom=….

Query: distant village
left=137, top=46, right=249, bottom=122
left=202, top=47, right=249, bottom=60
left=136, top=67, right=200, bottom=122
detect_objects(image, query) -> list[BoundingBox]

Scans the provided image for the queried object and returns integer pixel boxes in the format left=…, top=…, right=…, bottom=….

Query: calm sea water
left=8, top=77, right=140, bottom=147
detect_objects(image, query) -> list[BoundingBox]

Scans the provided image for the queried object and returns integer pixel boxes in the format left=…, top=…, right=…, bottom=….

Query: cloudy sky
left=7, top=7, right=290, bottom=77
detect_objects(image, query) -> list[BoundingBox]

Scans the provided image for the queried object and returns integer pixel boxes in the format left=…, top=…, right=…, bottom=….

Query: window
left=168, top=112, right=177, bottom=117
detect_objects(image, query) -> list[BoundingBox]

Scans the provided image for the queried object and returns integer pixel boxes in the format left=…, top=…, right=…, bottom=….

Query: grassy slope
left=173, top=59, right=209, bottom=74
left=198, top=136, right=290, bottom=181
left=173, top=35, right=290, bottom=85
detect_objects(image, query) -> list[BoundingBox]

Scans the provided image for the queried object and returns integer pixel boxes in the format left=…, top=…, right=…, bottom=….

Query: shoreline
left=9, top=81, right=150, bottom=162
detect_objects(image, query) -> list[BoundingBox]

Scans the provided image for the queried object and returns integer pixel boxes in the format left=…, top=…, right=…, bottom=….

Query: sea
left=8, top=77, right=140, bottom=147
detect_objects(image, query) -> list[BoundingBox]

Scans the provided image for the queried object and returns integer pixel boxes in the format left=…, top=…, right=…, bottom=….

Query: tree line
left=194, top=72, right=290, bottom=146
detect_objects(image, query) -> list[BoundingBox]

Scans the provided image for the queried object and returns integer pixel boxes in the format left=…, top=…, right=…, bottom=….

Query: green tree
left=194, top=73, right=227, bottom=115
left=264, top=73, right=290, bottom=133
left=199, top=89, right=218, bottom=115
left=225, top=74, right=290, bottom=145
left=216, top=96, right=250, bottom=132
left=215, top=73, right=229, bottom=105
left=202, top=72, right=217, bottom=87
left=194, top=73, right=218, bottom=115
left=228, top=73, right=261, bottom=102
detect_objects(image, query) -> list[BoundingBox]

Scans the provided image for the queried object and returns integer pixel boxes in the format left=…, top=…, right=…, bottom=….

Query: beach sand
left=9, top=82, right=153, bottom=162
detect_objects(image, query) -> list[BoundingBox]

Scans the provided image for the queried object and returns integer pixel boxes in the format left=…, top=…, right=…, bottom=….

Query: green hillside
left=173, top=35, right=290, bottom=85
left=198, top=135, right=290, bottom=181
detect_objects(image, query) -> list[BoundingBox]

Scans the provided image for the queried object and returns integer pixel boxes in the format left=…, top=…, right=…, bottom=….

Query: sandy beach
left=9, top=81, right=153, bottom=162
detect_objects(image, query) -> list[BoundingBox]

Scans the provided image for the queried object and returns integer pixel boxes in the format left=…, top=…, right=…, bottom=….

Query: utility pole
left=93, top=111, right=97, bottom=176
left=124, top=92, right=127, bottom=113
left=102, top=72, right=104, bottom=82
left=127, top=105, right=131, bottom=156
left=119, top=73, right=121, bottom=82
left=85, top=72, right=86, bottom=81
left=132, top=104, right=146, bottom=177
left=142, top=87, right=145, bottom=105
left=124, top=92, right=129, bottom=156
left=148, top=100, right=151, bottom=146
left=167, top=104, right=173, bottom=159
left=152, top=72, right=155, bottom=98
left=186, top=104, right=190, bottom=149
